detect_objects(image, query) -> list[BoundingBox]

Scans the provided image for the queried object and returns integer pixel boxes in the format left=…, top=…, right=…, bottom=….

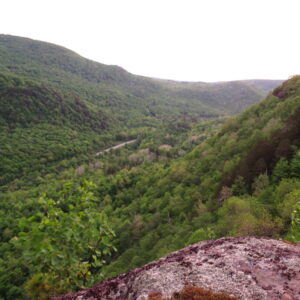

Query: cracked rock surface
left=53, top=236, right=300, bottom=300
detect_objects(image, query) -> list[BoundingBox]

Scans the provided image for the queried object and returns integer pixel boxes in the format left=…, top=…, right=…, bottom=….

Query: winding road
left=95, top=139, right=137, bottom=156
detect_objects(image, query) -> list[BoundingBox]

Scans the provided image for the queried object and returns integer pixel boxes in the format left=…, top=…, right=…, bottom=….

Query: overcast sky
left=1, top=0, right=299, bottom=82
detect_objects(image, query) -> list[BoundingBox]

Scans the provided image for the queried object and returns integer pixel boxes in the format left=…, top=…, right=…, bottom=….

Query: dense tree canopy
left=0, top=35, right=299, bottom=300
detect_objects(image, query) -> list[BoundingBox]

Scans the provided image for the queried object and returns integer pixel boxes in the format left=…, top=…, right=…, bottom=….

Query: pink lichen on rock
left=53, top=236, right=300, bottom=300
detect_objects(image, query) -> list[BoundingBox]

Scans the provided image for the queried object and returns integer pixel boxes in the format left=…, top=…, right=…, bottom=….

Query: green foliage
left=290, top=150, right=300, bottom=178
left=187, top=227, right=216, bottom=244
left=272, top=158, right=290, bottom=183
left=278, top=190, right=300, bottom=223
left=290, top=202, right=300, bottom=242
left=1, top=36, right=300, bottom=299
left=24, top=274, right=53, bottom=300
left=12, top=181, right=116, bottom=298
left=232, top=176, right=248, bottom=196
left=216, top=196, right=283, bottom=237
left=216, top=197, right=255, bottom=236
left=252, top=173, right=269, bottom=197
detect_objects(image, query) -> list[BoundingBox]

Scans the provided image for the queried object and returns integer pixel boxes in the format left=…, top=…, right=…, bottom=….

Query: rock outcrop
left=54, top=236, right=300, bottom=300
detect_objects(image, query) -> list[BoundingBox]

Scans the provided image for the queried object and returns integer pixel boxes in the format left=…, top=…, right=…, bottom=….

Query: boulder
left=53, top=236, right=300, bottom=300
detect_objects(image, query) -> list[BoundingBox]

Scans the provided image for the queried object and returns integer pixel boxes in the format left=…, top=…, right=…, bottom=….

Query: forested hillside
left=1, top=76, right=300, bottom=299
left=0, top=35, right=281, bottom=189
left=0, top=71, right=114, bottom=188
left=1, top=34, right=298, bottom=300
left=0, top=34, right=280, bottom=123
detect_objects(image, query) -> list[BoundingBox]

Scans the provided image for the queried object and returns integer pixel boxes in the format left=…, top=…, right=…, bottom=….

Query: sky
left=1, top=0, right=299, bottom=82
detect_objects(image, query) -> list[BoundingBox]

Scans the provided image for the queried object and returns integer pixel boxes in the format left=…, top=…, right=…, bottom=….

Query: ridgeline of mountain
left=0, top=34, right=281, bottom=123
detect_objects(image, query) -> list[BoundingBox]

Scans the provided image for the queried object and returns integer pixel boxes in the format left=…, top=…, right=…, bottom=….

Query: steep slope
left=0, top=72, right=113, bottom=187
left=0, top=34, right=281, bottom=123
left=0, top=72, right=109, bottom=130
left=93, top=76, right=300, bottom=280
left=54, top=237, right=300, bottom=300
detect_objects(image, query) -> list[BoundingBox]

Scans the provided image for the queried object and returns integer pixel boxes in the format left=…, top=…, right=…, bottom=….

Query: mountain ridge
left=0, top=34, right=282, bottom=121
left=0, top=34, right=283, bottom=187
left=0, top=34, right=283, bottom=86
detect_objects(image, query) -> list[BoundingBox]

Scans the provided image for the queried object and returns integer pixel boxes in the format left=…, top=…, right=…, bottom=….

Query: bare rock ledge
left=53, top=236, right=300, bottom=300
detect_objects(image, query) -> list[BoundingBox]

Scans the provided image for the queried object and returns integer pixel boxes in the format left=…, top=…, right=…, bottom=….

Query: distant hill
left=242, top=79, right=284, bottom=92
left=0, top=35, right=282, bottom=124
left=0, top=35, right=282, bottom=187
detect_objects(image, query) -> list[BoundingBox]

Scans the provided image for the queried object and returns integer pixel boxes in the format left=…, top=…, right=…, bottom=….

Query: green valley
left=1, top=35, right=299, bottom=300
